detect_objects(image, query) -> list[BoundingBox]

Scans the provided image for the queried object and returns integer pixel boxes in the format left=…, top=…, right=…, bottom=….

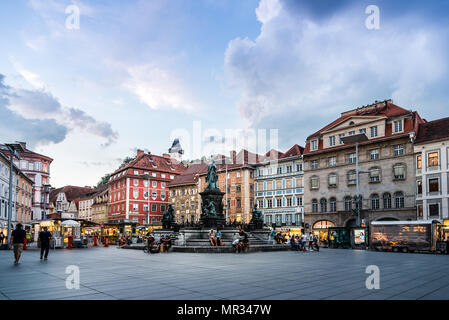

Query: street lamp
left=140, top=174, right=151, bottom=225
left=341, top=134, right=369, bottom=227
left=5, top=143, right=24, bottom=249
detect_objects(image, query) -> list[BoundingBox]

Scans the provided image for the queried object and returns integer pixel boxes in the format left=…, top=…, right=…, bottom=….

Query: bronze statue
left=251, top=203, right=263, bottom=222
left=162, top=204, right=175, bottom=229
left=205, top=160, right=218, bottom=190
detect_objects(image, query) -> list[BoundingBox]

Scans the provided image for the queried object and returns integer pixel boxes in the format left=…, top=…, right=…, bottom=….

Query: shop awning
left=61, top=220, right=81, bottom=227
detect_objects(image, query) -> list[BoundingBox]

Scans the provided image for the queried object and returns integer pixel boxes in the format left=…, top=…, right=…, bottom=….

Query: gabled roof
left=307, top=100, right=413, bottom=140
left=50, top=186, right=94, bottom=209
left=281, top=144, right=304, bottom=158
left=167, top=162, right=208, bottom=187
left=415, top=117, right=449, bottom=145
left=111, top=152, right=186, bottom=177
left=0, top=143, right=53, bottom=162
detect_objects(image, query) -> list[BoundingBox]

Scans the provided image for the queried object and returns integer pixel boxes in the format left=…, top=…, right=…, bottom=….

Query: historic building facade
left=16, top=170, right=34, bottom=228
left=254, top=144, right=304, bottom=230
left=167, top=163, right=206, bottom=224
left=303, top=100, right=423, bottom=237
left=414, top=117, right=449, bottom=221
left=1, top=142, right=53, bottom=221
left=91, top=186, right=109, bottom=224
left=48, top=186, right=94, bottom=220
left=79, top=190, right=96, bottom=222
left=107, top=150, right=185, bottom=225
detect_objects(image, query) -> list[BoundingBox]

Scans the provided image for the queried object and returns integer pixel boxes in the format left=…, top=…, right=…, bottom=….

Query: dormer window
left=393, top=120, right=403, bottom=133
left=311, top=140, right=318, bottom=151
left=349, top=121, right=355, bottom=126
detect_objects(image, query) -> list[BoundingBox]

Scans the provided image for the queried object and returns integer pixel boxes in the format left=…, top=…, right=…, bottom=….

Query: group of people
left=208, top=229, right=223, bottom=246
left=7, top=223, right=53, bottom=265
left=144, top=232, right=172, bottom=253
left=290, top=232, right=320, bottom=252
left=232, top=228, right=250, bottom=253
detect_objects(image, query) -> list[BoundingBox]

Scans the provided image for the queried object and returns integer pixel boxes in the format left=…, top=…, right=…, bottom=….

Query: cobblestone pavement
left=0, top=247, right=448, bottom=300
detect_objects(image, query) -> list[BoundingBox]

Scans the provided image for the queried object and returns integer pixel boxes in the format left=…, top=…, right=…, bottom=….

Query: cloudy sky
left=1, top=0, right=448, bottom=187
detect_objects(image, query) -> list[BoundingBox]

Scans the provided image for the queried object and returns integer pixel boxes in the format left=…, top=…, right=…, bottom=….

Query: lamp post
left=140, top=174, right=151, bottom=225
left=341, top=134, right=369, bottom=227
left=5, top=143, right=24, bottom=249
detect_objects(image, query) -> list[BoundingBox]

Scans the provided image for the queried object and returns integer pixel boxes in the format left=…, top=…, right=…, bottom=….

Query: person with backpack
left=11, top=224, right=26, bottom=265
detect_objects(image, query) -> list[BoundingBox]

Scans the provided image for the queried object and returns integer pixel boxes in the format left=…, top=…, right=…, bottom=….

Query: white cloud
left=224, top=0, right=449, bottom=145
left=125, top=64, right=198, bottom=112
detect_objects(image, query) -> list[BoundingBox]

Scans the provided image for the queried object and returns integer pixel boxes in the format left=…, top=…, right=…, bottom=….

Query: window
left=143, top=180, right=149, bottom=187
left=349, top=131, right=355, bottom=136
left=329, top=198, right=336, bottom=212
left=296, top=163, right=303, bottom=172
left=143, top=191, right=149, bottom=199
left=347, top=170, right=356, bottom=185
left=383, top=193, right=392, bottom=209
left=133, top=203, right=139, bottom=211
left=394, top=192, right=404, bottom=208
left=393, top=164, right=406, bottom=180
left=236, top=185, right=241, bottom=193
left=329, top=136, right=336, bottom=146
left=371, top=194, right=380, bottom=210
left=258, top=200, right=264, bottom=208
left=236, top=172, right=241, bottom=178
left=344, top=196, right=352, bottom=211
left=328, top=173, right=337, bottom=187
left=312, top=199, right=318, bottom=213
left=267, top=199, right=272, bottom=208
left=143, top=204, right=149, bottom=212
left=417, top=155, right=422, bottom=169
left=429, top=204, right=439, bottom=216
left=134, top=170, right=139, bottom=175
left=311, top=140, right=318, bottom=151
left=133, top=179, right=139, bottom=186
left=310, top=176, right=319, bottom=189
left=133, top=189, right=138, bottom=199
left=393, top=144, right=404, bottom=156
left=161, top=182, right=166, bottom=188
left=190, top=202, right=195, bottom=210
left=311, top=160, right=318, bottom=170
left=428, top=178, right=439, bottom=192
left=348, top=153, right=357, bottom=164
left=339, top=133, right=345, bottom=144
left=320, top=198, right=327, bottom=213
left=152, top=181, right=157, bottom=188
left=417, top=180, right=422, bottom=194
left=418, top=204, right=423, bottom=217
left=161, top=174, right=166, bottom=178
left=286, top=166, right=292, bottom=173
left=152, top=204, right=157, bottom=212
left=276, top=198, right=282, bottom=207
left=152, top=191, right=157, bottom=200
left=161, top=192, right=166, bottom=200
left=370, top=126, right=378, bottom=138
left=359, top=128, right=366, bottom=134
left=369, top=167, right=380, bottom=183
left=328, top=156, right=336, bottom=167
left=287, top=197, right=292, bottom=207
left=393, top=120, right=403, bottom=133
left=428, top=152, right=439, bottom=167
left=369, top=149, right=379, bottom=160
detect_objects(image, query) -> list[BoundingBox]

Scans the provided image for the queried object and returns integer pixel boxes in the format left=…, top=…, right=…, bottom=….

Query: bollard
left=104, top=236, right=108, bottom=247
left=93, top=236, right=98, bottom=246
left=68, top=236, right=72, bottom=249
left=23, top=240, right=27, bottom=250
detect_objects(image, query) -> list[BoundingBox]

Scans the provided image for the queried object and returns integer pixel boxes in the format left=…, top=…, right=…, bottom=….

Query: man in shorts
left=11, top=223, right=26, bottom=265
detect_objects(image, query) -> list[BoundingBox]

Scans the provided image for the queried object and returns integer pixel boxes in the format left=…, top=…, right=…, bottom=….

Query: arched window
left=395, top=192, right=404, bottom=208
left=329, top=197, right=337, bottom=212
left=371, top=194, right=379, bottom=210
left=313, top=220, right=335, bottom=229
left=383, top=193, right=391, bottom=209
left=344, top=196, right=352, bottom=211
left=320, top=198, right=327, bottom=212
left=312, top=199, right=318, bottom=213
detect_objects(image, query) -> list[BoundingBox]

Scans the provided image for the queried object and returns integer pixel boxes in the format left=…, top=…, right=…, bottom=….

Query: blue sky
left=1, top=0, right=448, bottom=187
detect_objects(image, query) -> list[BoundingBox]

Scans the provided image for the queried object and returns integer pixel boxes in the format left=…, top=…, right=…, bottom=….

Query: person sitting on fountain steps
left=209, top=229, right=216, bottom=246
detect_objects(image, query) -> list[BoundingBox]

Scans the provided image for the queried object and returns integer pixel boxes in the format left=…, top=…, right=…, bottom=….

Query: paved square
left=0, top=247, right=448, bottom=300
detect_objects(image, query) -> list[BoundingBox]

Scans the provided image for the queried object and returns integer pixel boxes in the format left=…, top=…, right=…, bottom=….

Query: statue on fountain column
left=205, top=160, right=218, bottom=190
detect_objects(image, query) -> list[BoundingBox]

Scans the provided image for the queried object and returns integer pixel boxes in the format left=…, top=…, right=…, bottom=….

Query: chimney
left=162, top=153, right=171, bottom=159
left=137, top=149, right=144, bottom=157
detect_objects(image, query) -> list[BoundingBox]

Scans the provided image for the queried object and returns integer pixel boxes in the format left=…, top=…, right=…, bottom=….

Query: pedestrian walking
left=308, top=232, right=314, bottom=251
left=0, top=231, right=4, bottom=245
left=38, top=227, right=52, bottom=260
left=10, top=223, right=26, bottom=265
left=301, top=233, right=307, bottom=251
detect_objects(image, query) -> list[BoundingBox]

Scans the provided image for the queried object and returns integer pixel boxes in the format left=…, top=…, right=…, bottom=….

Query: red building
left=108, top=150, right=186, bottom=224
